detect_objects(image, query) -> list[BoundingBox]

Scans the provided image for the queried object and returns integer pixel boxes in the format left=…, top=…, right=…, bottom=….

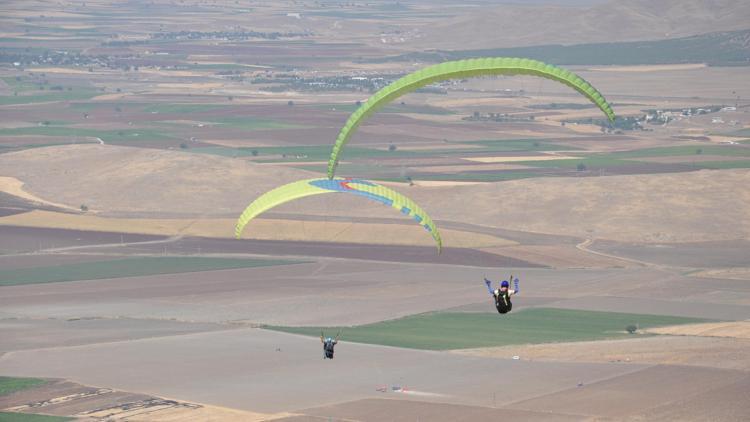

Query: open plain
left=1, top=0, right=749, bottom=420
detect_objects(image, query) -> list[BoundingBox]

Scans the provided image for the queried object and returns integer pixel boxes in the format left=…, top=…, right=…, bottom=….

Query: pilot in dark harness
left=320, top=331, right=340, bottom=359
left=485, top=276, right=519, bottom=314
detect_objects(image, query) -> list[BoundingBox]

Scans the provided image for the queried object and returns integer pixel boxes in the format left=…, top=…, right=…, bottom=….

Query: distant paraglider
left=321, top=331, right=340, bottom=359
left=328, top=57, right=616, bottom=178
left=235, top=177, right=443, bottom=253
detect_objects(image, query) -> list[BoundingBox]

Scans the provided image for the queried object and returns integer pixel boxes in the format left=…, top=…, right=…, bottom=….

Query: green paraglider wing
left=328, top=57, right=616, bottom=178
left=235, top=178, right=442, bottom=253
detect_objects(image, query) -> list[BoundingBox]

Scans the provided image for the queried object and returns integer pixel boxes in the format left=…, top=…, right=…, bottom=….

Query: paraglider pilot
left=321, top=331, right=340, bottom=359
left=485, top=275, right=519, bottom=314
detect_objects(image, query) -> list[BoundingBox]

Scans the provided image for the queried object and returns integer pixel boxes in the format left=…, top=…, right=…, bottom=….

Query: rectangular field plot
left=0, top=412, right=72, bottom=422
left=266, top=308, right=710, bottom=350
left=0, top=377, right=48, bottom=397
left=0, top=257, right=306, bottom=286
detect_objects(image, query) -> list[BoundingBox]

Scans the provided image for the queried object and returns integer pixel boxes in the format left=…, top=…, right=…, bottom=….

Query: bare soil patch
left=0, top=317, right=235, bottom=352
left=483, top=244, right=631, bottom=268
left=0, top=328, right=644, bottom=413
left=589, top=239, right=750, bottom=268
left=646, top=321, right=750, bottom=339
left=0, top=177, right=79, bottom=211
left=0, top=225, right=164, bottom=255
left=420, top=169, right=750, bottom=243
left=0, top=378, right=285, bottom=421
left=455, top=336, right=750, bottom=371
left=635, top=154, right=748, bottom=164
left=417, top=163, right=534, bottom=172
left=0, top=210, right=510, bottom=249
left=464, top=154, right=580, bottom=163
left=507, top=365, right=749, bottom=419
left=291, top=398, right=580, bottom=422
left=588, top=64, right=708, bottom=72
left=691, top=267, right=750, bottom=281
left=0, top=144, right=316, bottom=215
left=4, top=146, right=747, bottom=244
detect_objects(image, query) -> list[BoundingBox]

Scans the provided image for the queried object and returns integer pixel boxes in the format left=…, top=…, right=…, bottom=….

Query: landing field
left=267, top=308, right=709, bottom=350
left=2, top=229, right=750, bottom=419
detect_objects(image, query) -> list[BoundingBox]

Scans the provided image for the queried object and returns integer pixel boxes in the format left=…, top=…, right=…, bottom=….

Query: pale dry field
left=691, top=267, right=750, bottom=281
left=635, top=154, right=749, bottom=164
left=2, top=237, right=749, bottom=418
left=587, top=63, right=709, bottom=72
left=0, top=327, right=648, bottom=414
left=0, top=378, right=290, bottom=421
left=481, top=244, right=632, bottom=268
left=3, top=144, right=748, bottom=244
left=414, top=163, right=533, bottom=172
left=0, top=210, right=511, bottom=249
left=646, top=321, right=750, bottom=338
left=455, top=336, right=750, bottom=371
left=464, top=154, right=580, bottom=163
left=420, top=169, right=750, bottom=243
left=0, top=177, right=78, bottom=211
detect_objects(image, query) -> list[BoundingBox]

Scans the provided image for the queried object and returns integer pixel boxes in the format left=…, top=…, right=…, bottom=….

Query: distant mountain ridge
left=372, top=29, right=750, bottom=66
left=403, top=0, right=750, bottom=50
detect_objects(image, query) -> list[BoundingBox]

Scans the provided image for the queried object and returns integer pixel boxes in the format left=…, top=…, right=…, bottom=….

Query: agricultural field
left=1, top=0, right=749, bottom=420
left=0, top=256, right=305, bottom=286
left=266, top=308, right=711, bottom=350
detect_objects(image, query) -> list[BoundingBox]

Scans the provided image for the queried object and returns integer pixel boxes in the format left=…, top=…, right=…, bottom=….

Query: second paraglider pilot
left=485, top=275, right=519, bottom=314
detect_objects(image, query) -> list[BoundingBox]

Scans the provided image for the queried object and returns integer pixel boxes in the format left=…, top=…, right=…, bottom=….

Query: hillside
left=1, top=145, right=748, bottom=243
left=403, top=0, right=750, bottom=51
left=382, top=29, right=750, bottom=66
left=0, top=144, right=317, bottom=217
left=419, top=169, right=750, bottom=243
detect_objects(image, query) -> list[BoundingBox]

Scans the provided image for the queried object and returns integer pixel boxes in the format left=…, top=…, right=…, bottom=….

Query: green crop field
left=611, top=145, right=750, bottom=159
left=194, top=144, right=423, bottom=161
left=0, top=377, right=71, bottom=421
left=265, top=308, right=710, bottom=350
left=0, top=126, right=177, bottom=144
left=0, top=257, right=307, bottom=287
left=0, top=88, right=99, bottom=105
left=0, top=413, right=72, bottom=422
left=1, top=77, right=42, bottom=91
left=697, top=160, right=750, bottom=169
left=0, top=377, right=47, bottom=397
left=207, top=116, right=306, bottom=130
